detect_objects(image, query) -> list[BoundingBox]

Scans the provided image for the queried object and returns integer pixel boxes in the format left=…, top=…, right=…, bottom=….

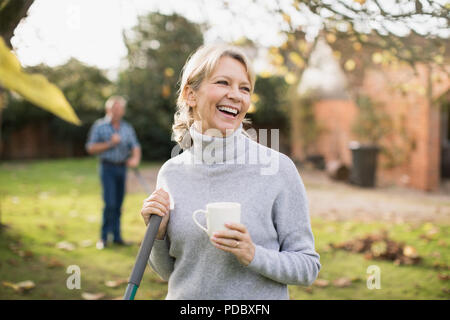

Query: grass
left=0, top=158, right=448, bottom=300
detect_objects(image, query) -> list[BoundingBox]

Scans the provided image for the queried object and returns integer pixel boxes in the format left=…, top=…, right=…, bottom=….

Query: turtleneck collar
left=188, top=123, right=245, bottom=164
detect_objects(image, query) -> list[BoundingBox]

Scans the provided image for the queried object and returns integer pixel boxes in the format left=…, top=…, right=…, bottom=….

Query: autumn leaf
left=437, top=274, right=449, bottom=281
left=56, top=241, right=75, bottom=251
left=403, top=246, right=419, bottom=258
left=79, top=239, right=94, bottom=248
left=333, top=277, right=352, bottom=288
left=104, top=279, right=127, bottom=288
left=313, top=279, right=330, bottom=288
left=81, top=292, right=105, bottom=300
left=0, top=37, right=81, bottom=125
left=2, top=280, right=35, bottom=293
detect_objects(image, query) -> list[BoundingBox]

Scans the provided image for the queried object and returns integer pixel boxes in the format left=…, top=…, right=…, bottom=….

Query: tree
left=118, top=12, right=204, bottom=160
left=3, top=59, right=113, bottom=153
left=0, top=0, right=34, bottom=48
left=0, top=0, right=81, bottom=155
left=0, top=0, right=80, bottom=229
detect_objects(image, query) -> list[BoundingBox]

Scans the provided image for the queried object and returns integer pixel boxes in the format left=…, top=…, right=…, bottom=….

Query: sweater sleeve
left=246, top=155, right=321, bottom=286
left=148, top=235, right=174, bottom=281
left=147, top=163, right=175, bottom=281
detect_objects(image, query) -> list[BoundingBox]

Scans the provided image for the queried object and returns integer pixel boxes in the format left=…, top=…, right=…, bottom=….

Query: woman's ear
left=185, top=86, right=197, bottom=108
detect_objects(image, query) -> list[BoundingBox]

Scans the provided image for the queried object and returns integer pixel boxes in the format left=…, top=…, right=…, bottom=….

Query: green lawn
left=0, top=158, right=448, bottom=299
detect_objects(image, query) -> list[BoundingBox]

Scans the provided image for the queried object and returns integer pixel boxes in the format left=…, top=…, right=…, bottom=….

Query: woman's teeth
left=217, top=106, right=238, bottom=116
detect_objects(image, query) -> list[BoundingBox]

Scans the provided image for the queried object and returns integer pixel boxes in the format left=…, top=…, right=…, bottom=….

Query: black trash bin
left=349, top=141, right=379, bottom=187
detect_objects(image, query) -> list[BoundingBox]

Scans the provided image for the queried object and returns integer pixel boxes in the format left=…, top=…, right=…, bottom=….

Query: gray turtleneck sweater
left=148, top=124, right=320, bottom=300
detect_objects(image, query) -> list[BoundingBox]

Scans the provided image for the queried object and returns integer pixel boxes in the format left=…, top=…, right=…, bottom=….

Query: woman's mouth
left=216, top=105, right=239, bottom=119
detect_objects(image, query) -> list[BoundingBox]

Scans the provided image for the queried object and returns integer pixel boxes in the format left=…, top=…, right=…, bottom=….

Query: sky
left=10, top=0, right=449, bottom=77
left=11, top=0, right=289, bottom=73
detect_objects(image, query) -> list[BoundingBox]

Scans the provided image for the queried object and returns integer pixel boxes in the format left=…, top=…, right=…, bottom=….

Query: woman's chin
left=215, top=121, right=241, bottom=136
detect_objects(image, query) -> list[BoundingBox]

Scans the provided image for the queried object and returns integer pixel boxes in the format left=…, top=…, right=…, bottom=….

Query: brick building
left=291, top=39, right=450, bottom=192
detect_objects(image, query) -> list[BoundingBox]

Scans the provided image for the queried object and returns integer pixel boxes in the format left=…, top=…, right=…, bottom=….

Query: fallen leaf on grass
left=437, top=274, right=450, bottom=281
left=333, top=277, right=352, bottom=288
left=79, top=240, right=93, bottom=248
left=104, top=279, right=127, bottom=288
left=437, top=240, right=447, bottom=247
left=2, top=280, right=35, bottom=293
left=432, top=261, right=450, bottom=270
left=330, top=231, right=421, bottom=265
left=430, top=251, right=441, bottom=258
left=403, top=246, right=419, bottom=258
left=18, top=250, right=34, bottom=259
left=46, top=258, right=64, bottom=268
left=81, top=292, right=105, bottom=300
left=7, top=259, right=18, bottom=266
left=56, top=241, right=75, bottom=251
left=304, top=287, right=313, bottom=294
left=313, top=279, right=330, bottom=288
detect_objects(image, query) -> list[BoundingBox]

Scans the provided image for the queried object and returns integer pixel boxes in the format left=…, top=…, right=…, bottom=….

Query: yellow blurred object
left=161, top=85, right=171, bottom=98
left=353, top=42, right=362, bottom=51
left=372, top=52, right=383, bottom=64
left=164, top=67, right=174, bottom=77
left=251, top=93, right=260, bottom=104
left=259, top=70, right=272, bottom=78
left=288, top=52, right=305, bottom=68
left=326, top=33, right=336, bottom=44
left=403, top=246, right=418, bottom=258
left=0, top=37, right=80, bottom=125
left=284, top=72, right=297, bottom=84
left=344, top=59, right=356, bottom=71
left=353, top=0, right=366, bottom=4
left=247, top=103, right=256, bottom=114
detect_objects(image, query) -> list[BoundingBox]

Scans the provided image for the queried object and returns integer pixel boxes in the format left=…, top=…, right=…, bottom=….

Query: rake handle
left=123, top=214, right=163, bottom=300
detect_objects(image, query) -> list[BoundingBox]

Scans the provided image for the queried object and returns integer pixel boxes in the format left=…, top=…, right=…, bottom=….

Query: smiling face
left=187, top=56, right=252, bottom=136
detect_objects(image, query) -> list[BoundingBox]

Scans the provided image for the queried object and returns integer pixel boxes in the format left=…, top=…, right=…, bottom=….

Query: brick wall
left=291, top=63, right=449, bottom=191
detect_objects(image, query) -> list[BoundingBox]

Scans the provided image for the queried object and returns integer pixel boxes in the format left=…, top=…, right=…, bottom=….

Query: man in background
left=86, top=96, right=141, bottom=250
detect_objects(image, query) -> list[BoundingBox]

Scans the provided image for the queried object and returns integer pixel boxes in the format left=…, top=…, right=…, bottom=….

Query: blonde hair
left=172, top=44, right=256, bottom=149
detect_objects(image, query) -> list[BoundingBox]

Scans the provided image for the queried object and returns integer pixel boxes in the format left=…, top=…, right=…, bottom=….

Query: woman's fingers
left=211, top=236, right=241, bottom=249
left=141, top=204, right=166, bottom=219
left=144, top=193, right=170, bottom=211
left=225, top=222, right=247, bottom=233
left=142, top=200, right=167, bottom=215
left=212, top=223, right=247, bottom=240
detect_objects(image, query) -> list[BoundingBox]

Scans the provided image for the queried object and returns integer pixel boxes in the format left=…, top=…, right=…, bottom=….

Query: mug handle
left=192, top=209, right=208, bottom=234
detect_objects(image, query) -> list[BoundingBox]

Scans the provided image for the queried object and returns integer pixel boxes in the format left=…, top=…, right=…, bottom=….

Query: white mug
left=192, top=202, right=241, bottom=236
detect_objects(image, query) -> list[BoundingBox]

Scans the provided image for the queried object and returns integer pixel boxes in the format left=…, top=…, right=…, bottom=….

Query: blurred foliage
left=351, top=94, right=392, bottom=145
left=231, top=0, right=449, bottom=97
left=248, top=75, right=289, bottom=134
left=118, top=12, right=204, bottom=160
left=293, top=92, right=324, bottom=155
left=2, top=58, right=112, bottom=145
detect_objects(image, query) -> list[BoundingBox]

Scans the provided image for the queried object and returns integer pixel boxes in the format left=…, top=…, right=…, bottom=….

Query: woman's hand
left=140, top=188, right=170, bottom=240
left=210, top=222, right=255, bottom=266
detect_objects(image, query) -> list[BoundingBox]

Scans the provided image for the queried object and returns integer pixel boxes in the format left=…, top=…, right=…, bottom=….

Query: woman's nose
left=226, top=85, right=242, bottom=102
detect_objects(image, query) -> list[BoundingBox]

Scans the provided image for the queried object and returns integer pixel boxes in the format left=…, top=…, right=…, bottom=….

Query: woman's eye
left=216, top=80, right=228, bottom=85
left=241, top=87, right=250, bottom=92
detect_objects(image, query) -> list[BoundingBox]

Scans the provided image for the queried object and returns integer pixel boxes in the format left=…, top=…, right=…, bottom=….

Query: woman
left=141, top=44, right=320, bottom=300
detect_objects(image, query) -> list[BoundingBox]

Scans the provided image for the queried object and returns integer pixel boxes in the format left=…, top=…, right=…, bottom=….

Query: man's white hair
left=105, top=95, right=127, bottom=110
